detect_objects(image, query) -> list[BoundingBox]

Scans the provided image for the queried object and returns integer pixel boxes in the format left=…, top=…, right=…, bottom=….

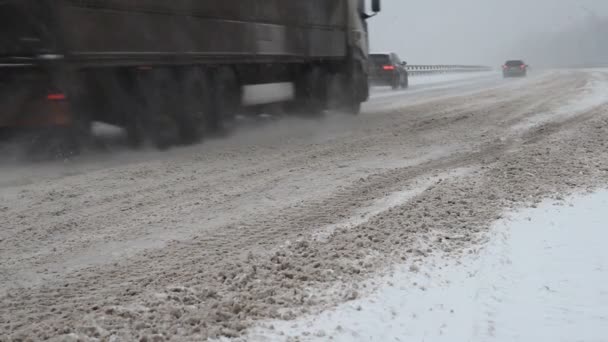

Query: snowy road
left=1, top=70, right=608, bottom=341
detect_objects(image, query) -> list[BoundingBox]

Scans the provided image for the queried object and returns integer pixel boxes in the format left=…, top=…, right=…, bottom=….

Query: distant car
left=369, top=53, right=409, bottom=90
left=503, top=60, right=528, bottom=78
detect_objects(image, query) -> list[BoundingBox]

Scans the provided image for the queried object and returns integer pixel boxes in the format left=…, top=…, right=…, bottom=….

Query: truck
left=0, top=0, right=381, bottom=151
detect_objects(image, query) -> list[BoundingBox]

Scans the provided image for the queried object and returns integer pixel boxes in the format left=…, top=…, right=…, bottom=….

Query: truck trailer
left=0, top=0, right=381, bottom=150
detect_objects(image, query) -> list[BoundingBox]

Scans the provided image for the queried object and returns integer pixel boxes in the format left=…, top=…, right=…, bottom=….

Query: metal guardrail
left=405, top=65, right=493, bottom=76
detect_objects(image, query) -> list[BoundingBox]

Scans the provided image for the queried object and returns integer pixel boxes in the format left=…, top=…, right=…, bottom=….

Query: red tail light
left=47, top=93, right=66, bottom=101
left=383, top=65, right=395, bottom=71
left=502, top=65, right=508, bottom=69
left=520, top=64, right=526, bottom=69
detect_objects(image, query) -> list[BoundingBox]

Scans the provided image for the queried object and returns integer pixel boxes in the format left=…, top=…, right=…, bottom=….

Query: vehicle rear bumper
left=503, top=69, right=527, bottom=77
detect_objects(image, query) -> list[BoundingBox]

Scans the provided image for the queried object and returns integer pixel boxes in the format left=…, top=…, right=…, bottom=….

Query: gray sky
left=370, top=0, right=608, bottom=66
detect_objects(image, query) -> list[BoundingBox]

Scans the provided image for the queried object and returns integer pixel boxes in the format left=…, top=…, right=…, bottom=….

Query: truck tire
left=292, top=65, right=328, bottom=117
left=208, top=66, right=240, bottom=134
left=125, top=118, right=144, bottom=148
left=327, top=71, right=362, bottom=115
left=175, top=67, right=210, bottom=145
left=67, top=77, right=94, bottom=150
left=123, top=90, right=146, bottom=149
left=94, top=70, right=147, bottom=149
left=345, top=101, right=362, bottom=115
left=134, top=68, right=180, bottom=150
left=346, top=64, right=366, bottom=115
left=149, top=115, right=177, bottom=150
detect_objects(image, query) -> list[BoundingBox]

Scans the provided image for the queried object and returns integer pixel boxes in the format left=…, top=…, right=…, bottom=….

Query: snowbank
left=245, top=190, right=608, bottom=341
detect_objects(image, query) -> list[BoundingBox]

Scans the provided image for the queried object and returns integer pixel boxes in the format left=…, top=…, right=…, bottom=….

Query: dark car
left=369, top=53, right=409, bottom=89
left=503, top=60, right=528, bottom=78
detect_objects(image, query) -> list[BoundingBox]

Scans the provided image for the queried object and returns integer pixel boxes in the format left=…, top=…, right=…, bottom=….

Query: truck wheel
left=338, top=91, right=362, bottom=115
left=123, top=87, right=145, bottom=148
left=150, top=116, right=177, bottom=150
left=346, top=66, right=366, bottom=115
left=62, top=115, right=92, bottom=156
left=345, top=101, right=361, bottom=115
left=116, top=74, right=147, bottom=149
left=67, top=81, right=94, bottom=151
left=175, top=67, right=210, bottom=145
left=0, top=128, right=11, bottom=142
left=125, top=119, right=144, bottom=148
left=135, top=68, right=180, bottom=150
left=294, top=66, right=327, bottom=117
left=328, top=71, right=363, bottom=115
left=208, top=66, right=240, bottom=134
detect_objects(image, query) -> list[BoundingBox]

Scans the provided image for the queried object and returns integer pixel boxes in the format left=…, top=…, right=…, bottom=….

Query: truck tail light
left=47, top=93, right=66, bottom=101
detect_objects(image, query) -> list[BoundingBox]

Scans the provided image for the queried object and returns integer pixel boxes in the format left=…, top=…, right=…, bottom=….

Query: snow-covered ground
left=512, top=70, right=608, bottom=131
left=5, top=69, right=608, bottom=341
left=246, top=190, right=608, bottom=341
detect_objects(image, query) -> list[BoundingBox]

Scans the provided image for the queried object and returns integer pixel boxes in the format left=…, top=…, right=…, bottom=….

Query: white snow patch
left=243, top=190, right=608, bottom=342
